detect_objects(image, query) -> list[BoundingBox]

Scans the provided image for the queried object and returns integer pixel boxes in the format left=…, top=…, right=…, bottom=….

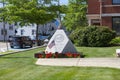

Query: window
left=14, top=22, right=18, bottom=26
left=9, top=24, right=13, bottom=30
left=112, top=17, right=120, bottom=35
left=1, top=29, right=7, bottom=35
left=21, top=29, right=24, bottom=35
left=91, top=19, right=100, bottom=25
left=112, top=0, right=120, bottom=4
left=1, top=29, right=3, bottom=35
left=32, top=29, right=36, bottom=35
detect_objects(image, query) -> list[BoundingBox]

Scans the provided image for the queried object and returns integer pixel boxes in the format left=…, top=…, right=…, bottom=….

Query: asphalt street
left=0, top=42, right=34, bottom=53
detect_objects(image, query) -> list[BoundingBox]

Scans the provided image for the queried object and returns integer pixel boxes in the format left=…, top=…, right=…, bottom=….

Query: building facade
left=0, top=22, right=16, bottom=41
left=0, top=19, right=59, bottom=41
left=87, top=0, right=120, bottom=35
left=16, top=19, right=59, bottom=40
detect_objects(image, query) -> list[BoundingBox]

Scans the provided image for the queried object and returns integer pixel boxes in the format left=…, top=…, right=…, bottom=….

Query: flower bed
left=34, top=52, right=84, bottom=58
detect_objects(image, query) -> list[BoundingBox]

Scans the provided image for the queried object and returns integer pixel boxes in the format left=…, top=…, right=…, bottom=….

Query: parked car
left=10, top=36, right=33, bottom=48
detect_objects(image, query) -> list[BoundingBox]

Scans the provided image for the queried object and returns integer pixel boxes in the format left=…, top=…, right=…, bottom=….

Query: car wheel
left=21, top=44, right=25, bottom=48
left=30, top=45, right=33, bottom=48
left=11, top=46, right=14, bottom=48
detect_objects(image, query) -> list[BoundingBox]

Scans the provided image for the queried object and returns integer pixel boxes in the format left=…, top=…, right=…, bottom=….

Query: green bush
left=70, top=26, right=116, bottom=47
left=110, top=37, right=120, bottom=45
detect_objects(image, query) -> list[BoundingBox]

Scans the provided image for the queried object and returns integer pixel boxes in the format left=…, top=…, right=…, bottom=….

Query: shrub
left=70, top=26, right=116, bottom=47
left=110, top=37, right=120, bottom=45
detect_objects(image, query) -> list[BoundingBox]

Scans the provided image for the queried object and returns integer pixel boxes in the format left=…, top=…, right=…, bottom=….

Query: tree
left=63, top=0, right=87, bottom=31
left=0, top=0, right=60, bottom=45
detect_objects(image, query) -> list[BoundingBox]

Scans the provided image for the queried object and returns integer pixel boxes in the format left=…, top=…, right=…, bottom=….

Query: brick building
left=87, top=0, right=120, bottom=35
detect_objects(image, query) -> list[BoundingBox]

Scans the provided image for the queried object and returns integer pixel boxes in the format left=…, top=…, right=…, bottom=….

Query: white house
left=0, top=22, right=16, bottom=41
left=16, top=24, right=36, bottom=40
left=16, top=19, right=59, bottom=40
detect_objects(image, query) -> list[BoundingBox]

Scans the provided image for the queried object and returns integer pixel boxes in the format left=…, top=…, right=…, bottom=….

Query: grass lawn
left=0, top=50, right=14, bottom=54
left=0, top=47, right=120, bottom=80
left=77, top=46, right=120, bottom=57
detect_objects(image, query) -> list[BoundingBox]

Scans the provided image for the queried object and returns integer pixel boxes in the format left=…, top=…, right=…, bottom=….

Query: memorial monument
left=45, top=25, right=78, bottom=54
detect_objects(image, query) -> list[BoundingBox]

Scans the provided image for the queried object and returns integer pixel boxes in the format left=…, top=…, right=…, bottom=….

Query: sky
left=60, top=0, right=68, bottom=5
left=0, top=0, right=68, bottom=6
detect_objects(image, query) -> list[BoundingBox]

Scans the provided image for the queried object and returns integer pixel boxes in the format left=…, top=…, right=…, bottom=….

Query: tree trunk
left=36, top=24, right=39, bottom=46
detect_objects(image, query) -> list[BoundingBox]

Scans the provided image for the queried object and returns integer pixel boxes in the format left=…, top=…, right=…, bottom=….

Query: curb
left=0, top=46, right=45, bottom=57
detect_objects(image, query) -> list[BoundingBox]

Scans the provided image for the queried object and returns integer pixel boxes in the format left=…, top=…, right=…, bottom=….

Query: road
left=0, top=42, right=34, bottom=53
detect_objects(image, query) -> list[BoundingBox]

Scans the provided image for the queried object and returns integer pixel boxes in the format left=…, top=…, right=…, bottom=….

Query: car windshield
left=12, top=37, right=22, bottom=41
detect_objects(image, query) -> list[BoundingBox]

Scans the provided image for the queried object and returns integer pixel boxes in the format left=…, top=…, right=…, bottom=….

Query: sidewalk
left=36, top=58, right=120, bottom=69
left=0, top=42, right=9, bottom=52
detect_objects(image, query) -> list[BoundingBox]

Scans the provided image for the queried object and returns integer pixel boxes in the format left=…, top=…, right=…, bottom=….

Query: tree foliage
left=63, top=0, right=87, bottom=31
left=1, top=0, right=60, bottom=24
left=0, top=0, right=61, bottom=45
